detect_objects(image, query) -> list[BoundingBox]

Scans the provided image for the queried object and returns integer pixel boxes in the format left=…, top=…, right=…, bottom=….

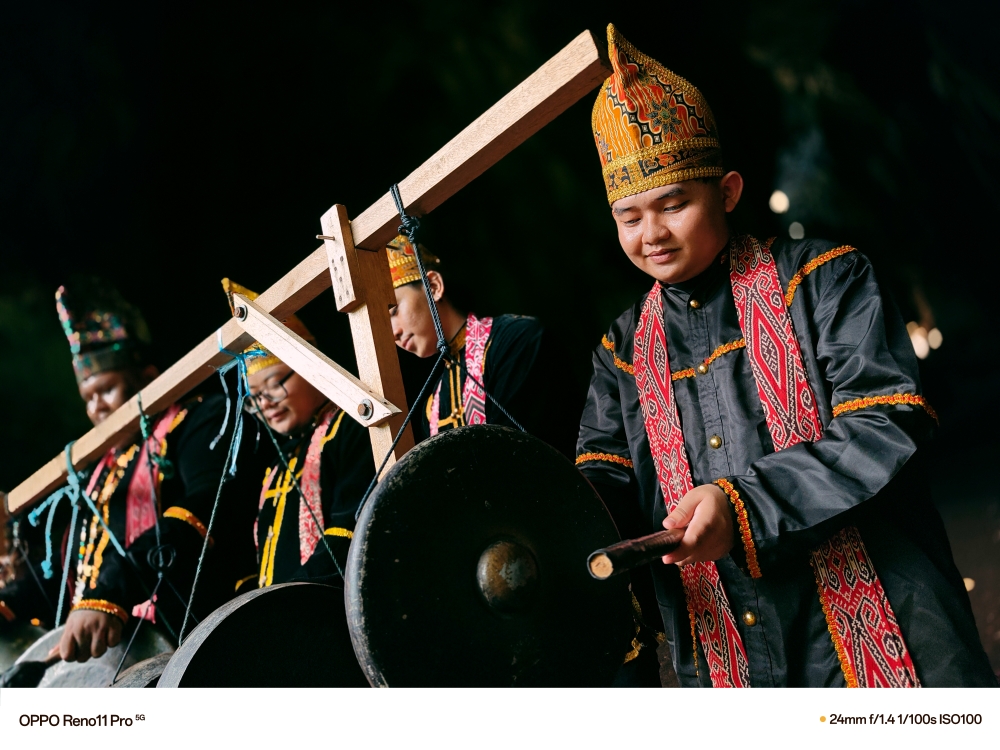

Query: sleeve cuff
left=715, top=479, right=762, bottom=579
left=71, top=599, right=129, bottom=624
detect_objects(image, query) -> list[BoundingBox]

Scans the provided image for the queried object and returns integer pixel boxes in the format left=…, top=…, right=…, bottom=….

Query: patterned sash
left=633, top=235, right=918, bottom=687
left=125, top=403, right=186, bottom=548
left=429, top=313, right=493, bottom=436
left=298, top=407, right=342, bottom=563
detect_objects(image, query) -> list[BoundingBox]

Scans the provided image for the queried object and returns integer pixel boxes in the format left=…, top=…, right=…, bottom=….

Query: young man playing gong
left=387, top=235, right=576, bottom=455
left=575, top=25, right=995, bottom=687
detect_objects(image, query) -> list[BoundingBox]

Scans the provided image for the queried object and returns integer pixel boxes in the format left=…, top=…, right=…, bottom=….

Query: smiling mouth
left=647, top=248, right=680, bottom=263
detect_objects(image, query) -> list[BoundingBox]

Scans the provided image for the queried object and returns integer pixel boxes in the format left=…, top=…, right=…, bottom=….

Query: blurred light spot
left=769, top=190, right=790, bottom=214
left=789, top=222, right=805, bottom=239
left=910, top=326, right=929, bottom=359
left=964, top=577, right=975, bottom=592
left=30, top=618, right=41, bottom=626
left=928, top=328, right=943, bottom=349
left=906, top=321, right=918, bottom=335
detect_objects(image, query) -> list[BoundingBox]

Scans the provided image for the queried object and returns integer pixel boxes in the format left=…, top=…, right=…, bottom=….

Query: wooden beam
left=232, top=294, right=400, bottom=427
left=6, top=28, right=610, bottom=514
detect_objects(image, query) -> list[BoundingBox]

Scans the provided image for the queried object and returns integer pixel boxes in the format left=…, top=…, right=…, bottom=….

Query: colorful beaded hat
left=222, top=278, right=316, bottom=377
left=386, top=234, right=441, bottom=289
left=592, top=24, right=724, bottom=205
left=55, top=280, right=152, bottom=384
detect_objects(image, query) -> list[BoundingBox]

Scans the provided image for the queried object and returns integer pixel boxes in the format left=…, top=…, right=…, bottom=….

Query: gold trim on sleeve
left=832, top=393, right=938, bottom=423
left=576, top=452, right=634, bottom=469
left=714, top=479, right=762, bottom=579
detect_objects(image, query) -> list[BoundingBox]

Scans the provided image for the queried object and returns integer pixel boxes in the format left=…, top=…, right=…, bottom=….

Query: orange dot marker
left=820, top=716, right=826, bottom=722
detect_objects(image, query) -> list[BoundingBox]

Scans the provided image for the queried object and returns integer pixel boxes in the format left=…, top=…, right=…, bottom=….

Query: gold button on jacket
left=689, top=299, right=701, bottom=309
left=709, top=435, right=722, bottom=449
left=743, top=611, right=757, bottom=627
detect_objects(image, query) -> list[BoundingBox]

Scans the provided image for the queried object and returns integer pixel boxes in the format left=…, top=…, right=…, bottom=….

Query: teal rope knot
left=137, top=392, right=175, bottom=480
left=29, top=442, right=89, bottom=580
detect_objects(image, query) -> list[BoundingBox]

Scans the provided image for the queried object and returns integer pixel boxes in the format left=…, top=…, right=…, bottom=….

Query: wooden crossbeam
left=6, top=28, right=609, bottom=514
left=231, top=294, right=400, bottom=427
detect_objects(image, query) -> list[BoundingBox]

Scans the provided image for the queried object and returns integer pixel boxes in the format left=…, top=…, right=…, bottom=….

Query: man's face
left=390, top=276, right=441, bottom=359
left=78, top=370, right=137, bottom=427
left=610, top=172, right=744, bottom=284
left=247, top=363, right=327, bottom=435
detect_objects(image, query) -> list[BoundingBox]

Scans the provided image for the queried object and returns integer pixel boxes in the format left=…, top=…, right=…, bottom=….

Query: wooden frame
left=6, top=29, right=609, bottom=514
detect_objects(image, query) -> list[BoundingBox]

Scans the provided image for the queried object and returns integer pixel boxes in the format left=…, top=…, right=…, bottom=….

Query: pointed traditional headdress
left=592, top=24, right=723, bottom=204
left=221, top=279, right=315, bottom=377
left=386, top=234, right=441, bottom=289
left=55, top=279, right=153, bottom=384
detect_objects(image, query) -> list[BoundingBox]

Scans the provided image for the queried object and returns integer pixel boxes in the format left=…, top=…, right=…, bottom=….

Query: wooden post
left=6, top=28, right=610, bottom=514
left=321, top=204, right=413, bottom=469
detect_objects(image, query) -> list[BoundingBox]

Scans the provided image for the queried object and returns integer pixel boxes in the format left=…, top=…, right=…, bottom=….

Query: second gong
left=346, top=425, right=633, bottom=687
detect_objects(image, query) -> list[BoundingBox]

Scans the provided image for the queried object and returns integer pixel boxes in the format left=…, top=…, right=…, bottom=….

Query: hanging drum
left=157, top=582, right=367, bottom=687
left=346, top=425, right=634, bottom=686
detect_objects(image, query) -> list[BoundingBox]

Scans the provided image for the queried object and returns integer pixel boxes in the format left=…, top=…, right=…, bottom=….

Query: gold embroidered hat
left=386, top=234, right=441, bottom=289
left=55, top=279, right=153, bottom=384
left=592, top=24, right=724, bottom=205
left=221, top=278, right=315, bottom=376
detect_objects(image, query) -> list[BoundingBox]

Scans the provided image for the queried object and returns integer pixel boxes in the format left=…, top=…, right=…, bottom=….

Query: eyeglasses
left=243, top=370, right=296, bottom=414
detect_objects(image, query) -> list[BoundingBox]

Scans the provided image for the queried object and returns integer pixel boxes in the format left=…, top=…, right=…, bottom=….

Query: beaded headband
left=386, top=234, right=441, bottom=289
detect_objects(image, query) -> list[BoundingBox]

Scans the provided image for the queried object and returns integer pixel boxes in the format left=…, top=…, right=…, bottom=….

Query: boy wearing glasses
left=223, top=281, right=374, bottom=593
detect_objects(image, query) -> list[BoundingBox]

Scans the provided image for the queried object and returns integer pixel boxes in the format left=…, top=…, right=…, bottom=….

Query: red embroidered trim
left=731, top=236, right=824, bottom=449
left=811, top=556, right=859, bottom=688
left=463, top=314, right=493, bottom=426
left=125, top=404, right=187, bottom=548
left=785, top=246, right=856, bottom=307
left=634, top=283, right=751, bottom=688
left=299, top=408, right=342, bottom=564
left=575, top=452, right=634, bottom=469
left=602, top=335, right=635, bottom=375
left=809, top=527, right=918, bottom=687
left=714, top=479, right=761, bottom=579
left=832, top=393, right=938, bottom=423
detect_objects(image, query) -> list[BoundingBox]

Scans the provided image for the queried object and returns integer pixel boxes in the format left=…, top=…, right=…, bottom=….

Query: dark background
left=2, top=0, right=998, bottom=672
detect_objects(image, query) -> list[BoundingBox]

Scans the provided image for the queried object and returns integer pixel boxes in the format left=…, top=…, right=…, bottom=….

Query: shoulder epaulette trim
left=164, top=506, right=212, bottom=545
left=785, top=246, right=857, bottom=307
left=601, top=335, right=634, bottom=375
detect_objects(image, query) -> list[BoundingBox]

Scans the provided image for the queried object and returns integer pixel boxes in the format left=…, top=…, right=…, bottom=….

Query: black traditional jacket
left=421, top=314, right=578, bottom=457
left=244, top=405, right=374, bottom=591
left=34, top=394, right=259, bottom=635
left=577, top=238, right=995, bottom=687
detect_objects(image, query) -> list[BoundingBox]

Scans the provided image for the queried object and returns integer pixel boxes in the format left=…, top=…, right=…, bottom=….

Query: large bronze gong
left=346, top=425, right=633, bottom=686
left=157, top=582, right=367, bottom=687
